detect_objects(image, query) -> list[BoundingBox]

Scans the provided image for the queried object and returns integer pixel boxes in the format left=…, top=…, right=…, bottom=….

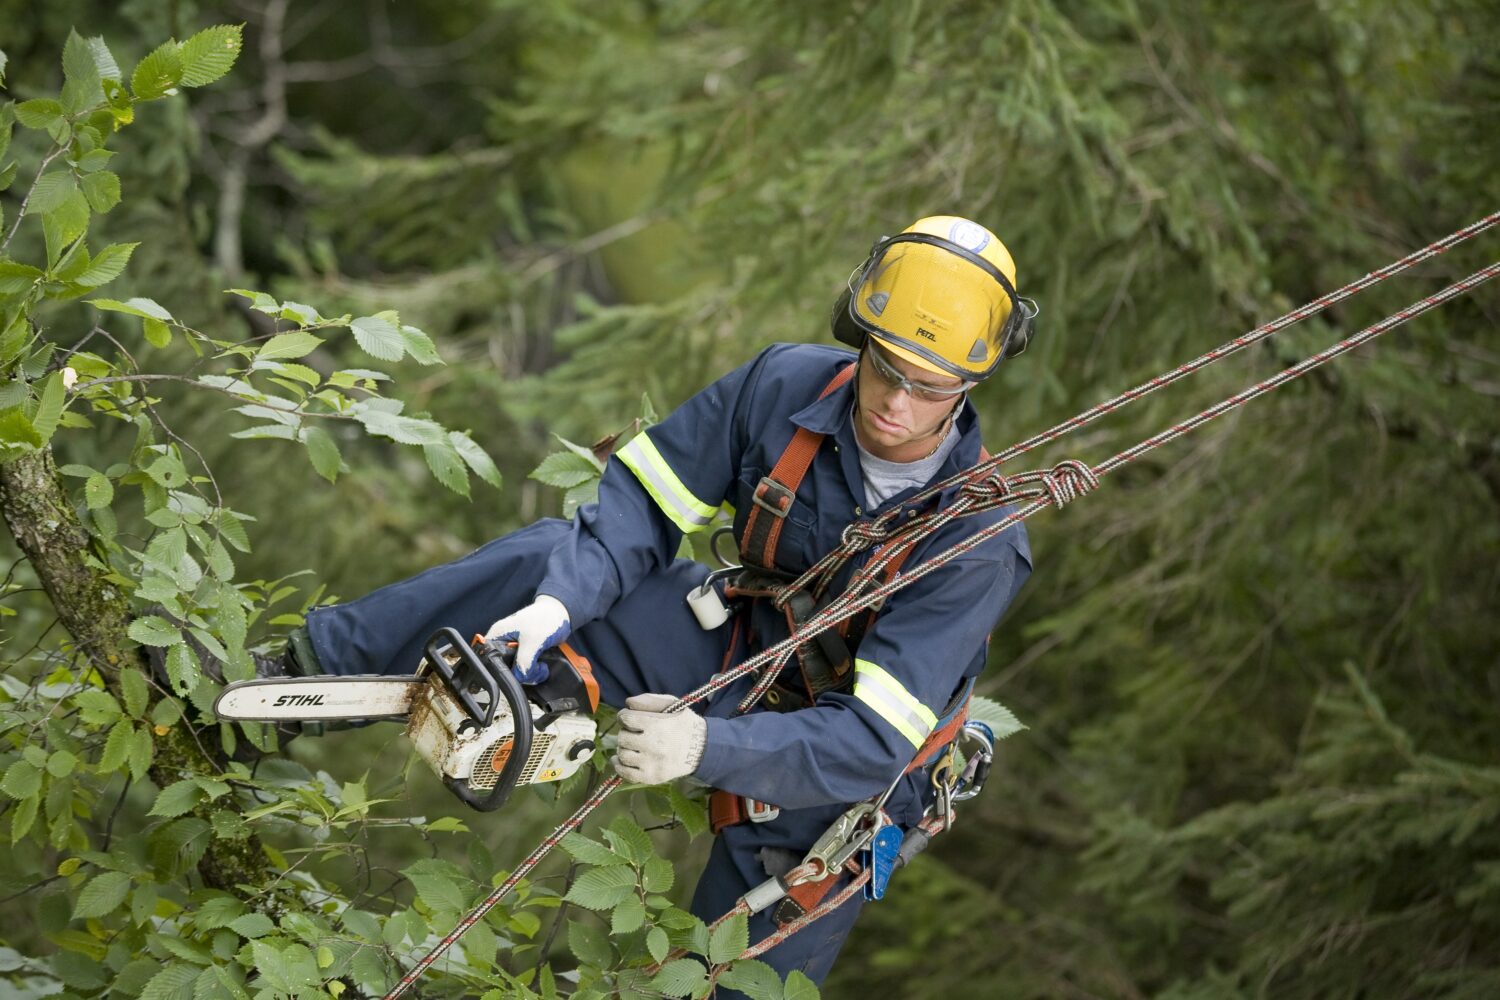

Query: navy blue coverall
left=305, top=343, right=1032, bottom=989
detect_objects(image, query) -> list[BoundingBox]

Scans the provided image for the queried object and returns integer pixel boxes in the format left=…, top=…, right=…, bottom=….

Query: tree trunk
left=0, top=447, right=273, bottom=894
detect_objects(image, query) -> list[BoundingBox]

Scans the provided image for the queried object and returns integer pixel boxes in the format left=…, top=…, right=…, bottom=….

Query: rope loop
left=959, top=469, right=1010, bottom=501
left=838, top=518, right=887, bottom=554
left=1038, top=459, right=1099, bottom=508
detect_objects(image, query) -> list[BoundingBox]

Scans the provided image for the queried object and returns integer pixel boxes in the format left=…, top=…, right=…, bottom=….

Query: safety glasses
left=861, top=343, right=971, bottom=402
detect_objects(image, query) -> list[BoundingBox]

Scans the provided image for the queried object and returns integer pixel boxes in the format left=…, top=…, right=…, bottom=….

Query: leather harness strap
left=739, top=363, right=857, bottom=571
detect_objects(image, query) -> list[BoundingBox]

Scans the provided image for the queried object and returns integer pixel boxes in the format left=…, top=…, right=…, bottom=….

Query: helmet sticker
left=866, top=291, right=890, bottom=316
left=967, top=338, right=989, bottom=363
left=948, top=220, right=990, bottom=253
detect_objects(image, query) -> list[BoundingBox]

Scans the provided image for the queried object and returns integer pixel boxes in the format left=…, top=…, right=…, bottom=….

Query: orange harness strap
left=739, top=363, right=857, bottom=570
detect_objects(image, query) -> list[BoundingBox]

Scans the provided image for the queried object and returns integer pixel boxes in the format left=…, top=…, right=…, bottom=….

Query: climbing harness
left=382, top=211, right=1499, bottom=998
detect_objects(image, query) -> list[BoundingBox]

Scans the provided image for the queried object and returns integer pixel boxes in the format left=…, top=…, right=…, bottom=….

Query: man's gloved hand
left=614, top=693, right=706, bottom=786
left=485, top=595, right=571, bottom=684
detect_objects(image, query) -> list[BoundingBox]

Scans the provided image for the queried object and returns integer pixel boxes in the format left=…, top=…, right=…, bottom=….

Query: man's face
left=854, top=342, right=967, bottom=461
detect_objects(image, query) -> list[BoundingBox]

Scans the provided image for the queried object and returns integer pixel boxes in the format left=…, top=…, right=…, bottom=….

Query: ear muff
left=830, top=285, right=866, bottom=349
left=999, top=297, right=1040, bottom=360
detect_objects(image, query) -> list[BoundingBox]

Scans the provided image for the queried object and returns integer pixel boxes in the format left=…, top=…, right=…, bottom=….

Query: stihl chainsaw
left=214, top=627, right=600, bottom=811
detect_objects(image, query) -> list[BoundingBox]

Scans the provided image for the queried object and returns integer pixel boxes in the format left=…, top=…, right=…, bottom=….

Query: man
left=281, top=215, right=1035, bottom=989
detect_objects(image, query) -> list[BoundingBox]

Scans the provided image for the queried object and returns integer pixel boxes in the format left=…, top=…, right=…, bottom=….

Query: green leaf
left=131, top=41, right=183, bottom=100
left=605, top=816, right=655, bottom=864
left=783, top=971, right=821, bottom=1000
left=30, top=171, right=77, bottom=213
left=717, top=960, right=784, bottom=1000
left=278, top=300, right=322, bottom=325
left=46, top=750, right=77, bottom=778
left=559, top=832, right=626, bottom=867
left=708, top=912, right=749, bottom=965
left=0, top=260, right=44, bottom=294
left=129, top=614, right=181, bottom=647
left=76, top=148, right=115, bottom=173
left=121, top=668, right=149, bottom=716
left=43, top=190, right=91, bottom=261
left=228, top=912, right=275, bottom=939
left=611, top=896, right=646, bottom=935
left=1, top=759, right=41, bottom=799
left=89, top=296, right=173, bottom=322
left=86, top=37, right=121, bottom=81
left=84, top=473, right=113, bottom=509
left=29, top=370, right=65, bottom=443
left=0, top=408, right=42, bottom=454
left=139, top=963, right=197, bottom=1000
left=257, top=331, right=323, bottom=360
left=567, top=919, right=613, bottom=969
left=303, top=425, right=341, bottom=483
left=74, top=688, right=122, bottom=724
left=73, top=870, right=132, bottom=919
left=165, top=643, right=200, bottom=695
left=149, top=780, right=205, bottom=818
left=128, top=726, right=153, bottom=780
left=967, top=695, right=1026, bottom=740
left=667, top=784, right=710, bottom=837
left=564, top=864, right=637, bottom=910
left=647, top=926, right=670, bottom=964
left=643, top=856, right=676, bottom=894
left=402, top=859, right=468, bottom=914
left=450, top=431, right=502, bottom=489
left=62, top=30, right=102, bottom=111
left=423, top=441, right=470, bottom=496
left=350, top=314, right=404, bottom=361
left=144, top=318, right=170, bottom=347
left=72, top=241, right=139, bottom=287
left=10, top=793, right=37, bottom=842
left=14, top=99, right=64, bottom=129
left=179, top=25, right=243, bottom=87
left=354, top=408, right=445, bottom=446
left=530, top=450, right=599, bottom=489
left=81, top=170, right=120, bottom=213
left=399, top=324, right=442, bottom=364
left=100, top=721, right=133, bottom=772
left=650, top=958, right=708, bottom=998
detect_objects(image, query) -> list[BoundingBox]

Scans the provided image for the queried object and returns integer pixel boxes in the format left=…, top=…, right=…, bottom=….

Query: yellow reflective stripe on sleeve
left=617, top=434, right=719, bottom=534
left=853, top=659, right=939, bottom=749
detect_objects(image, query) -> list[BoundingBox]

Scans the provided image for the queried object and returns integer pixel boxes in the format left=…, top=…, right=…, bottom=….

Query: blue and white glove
left=485, top=595, right=571, bottom=684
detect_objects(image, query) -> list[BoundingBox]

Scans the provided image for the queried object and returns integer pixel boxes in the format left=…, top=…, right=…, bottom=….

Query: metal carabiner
left=950, top=720, right=995, bottom=803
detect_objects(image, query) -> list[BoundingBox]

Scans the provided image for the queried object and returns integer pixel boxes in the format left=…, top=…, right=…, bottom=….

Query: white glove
left=485, top=595, right=571, bottom=684
left=614, top=693, right=706, bottom=786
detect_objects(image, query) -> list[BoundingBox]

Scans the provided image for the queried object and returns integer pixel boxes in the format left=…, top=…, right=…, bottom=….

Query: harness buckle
left=751, top=477, right=796, bottom=518
left=746, top=798, right=780, bottom=824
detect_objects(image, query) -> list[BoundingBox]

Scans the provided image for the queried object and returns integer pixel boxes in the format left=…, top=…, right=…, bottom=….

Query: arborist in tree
left=234, top=215, right=1035, bottom=989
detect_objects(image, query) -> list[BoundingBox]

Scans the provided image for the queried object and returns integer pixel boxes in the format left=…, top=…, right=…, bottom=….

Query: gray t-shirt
left=854, top=410, right=961, bottom=507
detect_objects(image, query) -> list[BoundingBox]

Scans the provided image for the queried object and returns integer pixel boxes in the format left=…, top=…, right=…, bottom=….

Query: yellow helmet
left=831, top=215, right=1038, bottom=381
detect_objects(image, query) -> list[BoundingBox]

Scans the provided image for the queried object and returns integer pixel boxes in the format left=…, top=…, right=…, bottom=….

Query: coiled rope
left=383, top=212, right=1498, bottom=998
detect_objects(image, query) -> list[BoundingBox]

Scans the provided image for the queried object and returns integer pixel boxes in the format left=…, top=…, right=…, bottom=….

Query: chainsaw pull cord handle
left=423, top=628, right=534, bottom=812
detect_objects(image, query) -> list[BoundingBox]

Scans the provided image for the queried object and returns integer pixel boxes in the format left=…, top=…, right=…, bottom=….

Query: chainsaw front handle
left=423, top=628, right=534, bottom=812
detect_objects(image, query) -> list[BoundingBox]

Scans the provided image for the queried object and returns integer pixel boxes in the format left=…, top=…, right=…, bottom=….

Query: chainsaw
left=213, top=627, right=601, bottom=811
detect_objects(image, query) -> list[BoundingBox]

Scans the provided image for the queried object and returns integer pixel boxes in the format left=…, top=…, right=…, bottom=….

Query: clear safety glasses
left=862, top=342, right=972, bottom=402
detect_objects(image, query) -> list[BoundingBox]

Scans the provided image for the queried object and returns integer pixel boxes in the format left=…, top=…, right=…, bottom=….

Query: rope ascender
left=383, top=211, right=1499, bottom=998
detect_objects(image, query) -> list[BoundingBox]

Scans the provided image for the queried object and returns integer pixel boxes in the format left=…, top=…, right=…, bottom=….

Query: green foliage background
left=1, top=1, right=1497, bottom=997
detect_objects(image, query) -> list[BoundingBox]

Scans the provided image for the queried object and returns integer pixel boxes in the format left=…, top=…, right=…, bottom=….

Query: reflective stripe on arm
left=853, top=658, right=938, bottom=748
left=617, top=433, right=720, bottom=534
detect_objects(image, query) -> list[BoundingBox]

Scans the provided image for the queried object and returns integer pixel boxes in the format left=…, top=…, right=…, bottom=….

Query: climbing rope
left=382, top=214, right=1498, bottom=998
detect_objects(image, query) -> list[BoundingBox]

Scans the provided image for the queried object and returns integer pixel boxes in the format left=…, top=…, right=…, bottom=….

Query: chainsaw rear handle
left=423, top=628, right=534, bottom=812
